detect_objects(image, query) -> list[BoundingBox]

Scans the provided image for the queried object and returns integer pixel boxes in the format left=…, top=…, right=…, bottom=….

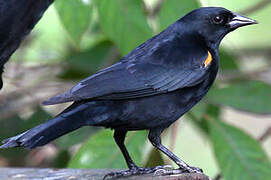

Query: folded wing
left=43, top=35, right=212, bottom=105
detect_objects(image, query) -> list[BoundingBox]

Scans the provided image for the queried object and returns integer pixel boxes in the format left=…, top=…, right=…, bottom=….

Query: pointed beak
left=228, top=13, right=258, bottom=29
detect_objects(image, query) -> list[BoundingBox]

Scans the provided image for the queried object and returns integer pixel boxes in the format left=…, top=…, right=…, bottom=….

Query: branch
left=239, top=0, right=271, bottom=15
left=258, top=126, right=271, bottom=142
left=0, top=168, right=211, bottom=180
left=218, top=68, right=271, bottom=83
left=214, top=174, right=222, bottom=180
left=0, top=63, right=73, bottom=120
left=143, top=0, right=164, bottom=17
left=169, top=121, right=179, bottom=152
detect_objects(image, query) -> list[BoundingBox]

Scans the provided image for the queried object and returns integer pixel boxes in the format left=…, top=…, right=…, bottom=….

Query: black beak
left=228, top=13, right=258, bottom=29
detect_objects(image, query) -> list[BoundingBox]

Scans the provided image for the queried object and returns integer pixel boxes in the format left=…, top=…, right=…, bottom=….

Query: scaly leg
left=104, top=129, right=172, bottom=179
left=148, top=128, right=203, bottom=174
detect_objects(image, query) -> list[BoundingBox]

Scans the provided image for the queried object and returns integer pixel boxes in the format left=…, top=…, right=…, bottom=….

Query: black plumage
left=0, top=7, right=257, bottom=178
left=0, top=0, right=54, bottom=89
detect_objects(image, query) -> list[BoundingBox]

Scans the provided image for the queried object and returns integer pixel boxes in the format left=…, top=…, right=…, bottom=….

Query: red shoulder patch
left=204, top=51, right=212, bottom=67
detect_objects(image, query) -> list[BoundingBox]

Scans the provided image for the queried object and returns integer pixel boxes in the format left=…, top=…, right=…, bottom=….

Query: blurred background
left=0, top=0, right=271, bottom=180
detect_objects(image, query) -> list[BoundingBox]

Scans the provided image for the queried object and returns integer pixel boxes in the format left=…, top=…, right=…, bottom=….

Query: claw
left=163, top=165, right=173, bottom=169
left=154, top=168, right=167, bottom=176
left=103, top=165, right=173, bottom=179
left=103, top=165, right=202, bottom=179
left=103, top=170, right=133, bottom=180
left=153, top=168, right=186, bottom=176
left=185, top=166, right=203, bottom=173
left=103, top=169, right=140, bottom=179
left=156, top=165, right=173, bottom=170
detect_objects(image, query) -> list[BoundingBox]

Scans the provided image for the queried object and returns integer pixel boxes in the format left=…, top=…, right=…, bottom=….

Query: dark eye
left=213, top=15, right=224, bottom=24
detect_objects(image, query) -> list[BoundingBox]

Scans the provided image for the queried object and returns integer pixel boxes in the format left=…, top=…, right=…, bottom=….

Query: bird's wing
left=43, top=36, right=213, bottom=105
left=42, top=62, right=155, bottom=105
left=0, top=0, right=54, bottom=89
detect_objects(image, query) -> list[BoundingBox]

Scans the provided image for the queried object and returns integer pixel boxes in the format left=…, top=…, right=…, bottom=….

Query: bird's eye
left=213, top=15, right=224, bottom=24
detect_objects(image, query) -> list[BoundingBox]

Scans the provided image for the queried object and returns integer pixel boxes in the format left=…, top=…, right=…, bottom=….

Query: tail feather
left=0, top=131, right=29, bottom=149
left=0, top=101, right=110, bottom=150
left=0, top=114, right=85, bottom=149
left=42, top=91, right=75, bottom=105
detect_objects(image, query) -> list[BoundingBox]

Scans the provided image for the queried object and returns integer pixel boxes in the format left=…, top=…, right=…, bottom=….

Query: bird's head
left=179, top=7, right=257, bottom=48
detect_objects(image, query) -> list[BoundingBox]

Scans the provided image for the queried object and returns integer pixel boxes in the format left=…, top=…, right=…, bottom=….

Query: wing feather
left=43, top=33, right=213, bottom=105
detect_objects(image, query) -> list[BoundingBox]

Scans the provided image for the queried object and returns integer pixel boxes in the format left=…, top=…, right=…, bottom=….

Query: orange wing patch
left=204, top=51, right=212, bottom=67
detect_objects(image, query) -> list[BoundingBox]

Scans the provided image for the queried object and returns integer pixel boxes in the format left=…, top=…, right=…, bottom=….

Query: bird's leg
left=148, top=129, right=203, bottom=174
left=114, top=129, right=137, bottom=169
left=103, top=129, right=172, bottom=179
left=104, top=129, right=138, bottom=179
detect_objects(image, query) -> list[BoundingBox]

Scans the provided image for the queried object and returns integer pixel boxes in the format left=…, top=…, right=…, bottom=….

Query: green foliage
left=0, top=116, right=28, bottom=160
left=2, top=1, right=270, bottom=179
left=220, top=50, right=239, bottom=70
left=144, top=148, right=165, bottom=167
left=25, top=107, right=52, bottom=128
left=158, top=0, right=201, bottom=30
left=55, top=0, right=92, bottom=45
left=190, top=102, right=208, bottom=120
left=189, top=104, right=221, bottom=134
left=55, top=127, right=99, bottom=149
left=0, top=107, right=51, bottom=160
left=68, top=130, right=147, bottom=168
left=209, top=118, right=271, bottom=180
left=0, top=107, right=51, bottom=140
left=53, top=150, right=71, bottom=168
left=207, top=81, right=271, bottom=114
left=95, top=0, right=152, bottom=55
left=59, top=40, right=117, bottom=79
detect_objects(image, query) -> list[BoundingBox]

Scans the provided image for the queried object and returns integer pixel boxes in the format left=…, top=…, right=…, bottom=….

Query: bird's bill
left=228, top=13, right=258, bottom=29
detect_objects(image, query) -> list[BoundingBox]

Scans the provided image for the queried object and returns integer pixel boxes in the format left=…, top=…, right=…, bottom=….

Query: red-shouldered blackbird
left=0, top=0, right=53, bottom=89
left=0, top=7, right=257, bottom=178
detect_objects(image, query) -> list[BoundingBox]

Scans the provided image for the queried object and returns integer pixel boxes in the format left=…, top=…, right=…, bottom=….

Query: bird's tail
left=0, top=105, right=86, bottom=149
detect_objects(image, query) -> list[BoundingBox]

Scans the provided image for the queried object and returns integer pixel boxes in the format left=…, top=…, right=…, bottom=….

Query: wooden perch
left=0, top=168, right=211, bottom=180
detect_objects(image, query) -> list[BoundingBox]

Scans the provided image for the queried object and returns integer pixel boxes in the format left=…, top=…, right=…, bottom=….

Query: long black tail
left=0, top=103, right=88, bottom=149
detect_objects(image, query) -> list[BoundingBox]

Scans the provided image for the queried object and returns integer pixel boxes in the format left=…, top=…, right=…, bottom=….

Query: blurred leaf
left=0, top=116, right=28, bottom=159
left=204, top=103, right=221, bottom=118
left=55, top=0, right=92, bottom=45
left=26, top=107, right=52, bottom=128
left=158, top=0, right=201, bottom=30
left=144, top=148, right=164, bottom=167
left=68, top=129, right=147, bottom=168
left=220, top=49, right=239, bottom=71
left=190, top=102, right=207, bottom=120
left=59, top=40, right=117, bottom=79
left=53, top=150, right=71, bottom=168
left=55, top=127, right=99, bottom=149
left=209, top=118, right=271, bottom=180
left=207, top=81, right=271, bottom=114
left=189, top=103, right=220, bottom=134
left=0, top=107, right=50, bottom=139
left=0, top=116, right=25, bottom=139
left=0, top=107, right=50, bottom=160
left=95, top=0, right=152, bottom=55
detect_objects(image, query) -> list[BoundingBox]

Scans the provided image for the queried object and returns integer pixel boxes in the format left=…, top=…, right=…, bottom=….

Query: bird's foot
left=189, top=166, right=203, bottom=173
left=153, top=165, right=203, bottom=176
left=103, top=165, right=203, bottom=179
left=103, top=165, right=173, bottom=179
left=182, top=165, right=203, bottom=173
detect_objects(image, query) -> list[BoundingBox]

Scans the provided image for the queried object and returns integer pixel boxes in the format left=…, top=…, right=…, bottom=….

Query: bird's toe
left=184, top=166, right=203, bottom=173
left=103, top=170, right=133, bottom=179
left=103, top=165, right=174, bottom=179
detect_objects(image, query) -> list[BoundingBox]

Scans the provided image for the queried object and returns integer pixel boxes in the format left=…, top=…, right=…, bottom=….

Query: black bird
left=0, top=0, right=54, bottom=89
left=0, top=7, right=257, bottom=178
